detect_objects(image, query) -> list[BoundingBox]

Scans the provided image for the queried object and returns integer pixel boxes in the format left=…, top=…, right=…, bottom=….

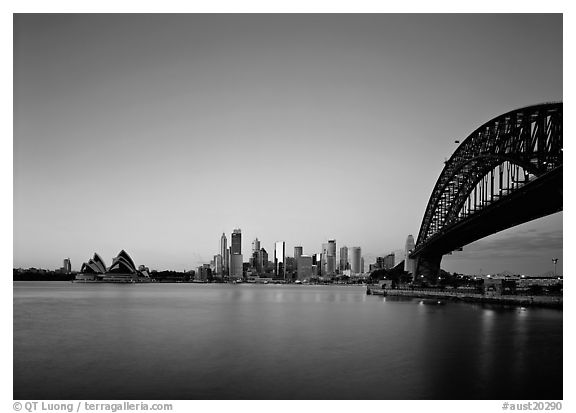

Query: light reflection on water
left=13, top=282, right=562, bottom=400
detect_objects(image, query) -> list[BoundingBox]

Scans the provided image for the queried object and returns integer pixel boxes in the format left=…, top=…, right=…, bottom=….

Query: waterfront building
left=196, top=264, right=212, bottom=281
left=294, top=246, right=303, bottom=260
left=220, top=233, right=229, bottom=276
left=384, top=253, right=395, bottom=269
left=260, top=248, right=268, bottom=272
left=137, top=265, right=150, bottom=278
left=339, top=246, right=348, bottom=271
left=312, top=253, right=322, bottom=267
left=214, top=254, right=223, bottom=276
left=350, top=247, right=361, bottom=275
left=250, top=250, right=259, bottom=271
left=228, top=229, right=243, bottom=279
left=62, top=258, right=71, bottom=274
left=274, top=241, right=286, bottom=279
left=108, top=250, right=137, bottom=274
left=373, top=257, right=385, bottom=270
left=297, top=255, right=312, bottom=280
left=326, top=239, right=336, bottom=276
left=79, top=253, right=106, bottom=274
left=229, top=253, right=243, bottom=279
left=404, top=235, right=416, bottom=274
left=78, top=250, right=149, bottom=283
left=321, top=243, right=328, bottom=276
left=294, top=246, right=303, bottom=270
left=286, top=257, right=297, bottom=279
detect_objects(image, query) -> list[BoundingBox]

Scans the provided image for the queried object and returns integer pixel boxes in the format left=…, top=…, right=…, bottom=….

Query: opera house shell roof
left=80, top=250, right=145, bottom=276
left=108, top=250, right=137, bottom=274
left=80, top=253, right=107, bottom=274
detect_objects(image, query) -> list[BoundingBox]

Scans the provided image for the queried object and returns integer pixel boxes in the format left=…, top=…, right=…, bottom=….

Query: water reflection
left=13, top=282, right=562, bottom=400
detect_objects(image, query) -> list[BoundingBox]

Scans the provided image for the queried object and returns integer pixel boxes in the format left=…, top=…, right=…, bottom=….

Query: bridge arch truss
left=413, top=102, right=562, bottom=258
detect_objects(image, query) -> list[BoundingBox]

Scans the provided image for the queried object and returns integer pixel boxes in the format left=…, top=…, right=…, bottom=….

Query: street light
left=552, top=258, right=558, bottom=277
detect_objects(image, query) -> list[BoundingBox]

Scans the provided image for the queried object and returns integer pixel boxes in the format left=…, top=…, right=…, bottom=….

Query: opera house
left=75, top=250, right=151, bottom=283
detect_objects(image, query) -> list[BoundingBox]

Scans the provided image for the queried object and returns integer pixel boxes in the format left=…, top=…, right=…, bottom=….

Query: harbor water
left=13, top=282, right=562, bottom=399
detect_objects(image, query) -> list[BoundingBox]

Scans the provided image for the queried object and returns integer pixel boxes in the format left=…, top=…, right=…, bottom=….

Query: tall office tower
left=231, top=229, right=242, bottom=255
left=214, top=254, right=223, bottom=276
left=220, top=233, right=229, bottom=275
left=384, top=253, right=395, bottom=269
left=312, top=253, right=322, bottom=267
left=350, top=247, right=362, bottom=275
left=326, top=239, right=336, bottom=275
left=321, top=243, right=328, bottom=276
left=339, top=246, right=348, bottom=271
left=361, top=257, right=365, bottom=274
left=274, top=241, right=286, bottom=279
left=294, top=246, right=303, bottom=260
left=228, top=229, right=242, bottom=278
left=312, top=253, right=322, bottom=277
left=251, top=250, right=259, bottom=271
left=297, top=255, right=312, bottom=280
left=63, top=258, right=71, bottom=274
left=260, top=248, right=268, bottom=271
left=404, top=234, right=416, bottom=274
left=294, top=246, right=303, bottom=270
left=229, top=252, right=243, bottom=279
left=252, top=238, right=261, bottom=253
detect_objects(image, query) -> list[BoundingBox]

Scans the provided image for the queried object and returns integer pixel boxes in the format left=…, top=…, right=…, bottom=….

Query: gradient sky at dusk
left=13, top=14, right=562, bottom=275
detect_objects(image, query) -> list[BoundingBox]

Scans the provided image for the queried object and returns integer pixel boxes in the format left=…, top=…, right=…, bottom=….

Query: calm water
left=13, top=281, right=562, bottom=400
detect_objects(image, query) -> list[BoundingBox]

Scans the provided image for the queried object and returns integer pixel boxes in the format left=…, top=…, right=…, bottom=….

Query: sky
left=13, top=13, right=563, bottom=275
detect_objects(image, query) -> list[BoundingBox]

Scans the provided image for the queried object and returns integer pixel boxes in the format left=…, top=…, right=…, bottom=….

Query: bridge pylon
left=414, top=254, right=442, bottom=283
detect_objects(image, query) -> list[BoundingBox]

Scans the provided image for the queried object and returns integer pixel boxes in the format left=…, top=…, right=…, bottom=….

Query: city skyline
left=13, top=14, right=562, bottom=275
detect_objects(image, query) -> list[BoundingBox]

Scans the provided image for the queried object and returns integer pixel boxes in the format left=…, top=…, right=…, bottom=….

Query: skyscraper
left=252, top=238, right=260, bottom=253
left=294, top=246, right=303, bottom=270
left=321, top=240, right=336, bottom=276
left=274, top=241, right=286, bottom=279
left=294, top=246, right=303, bottom=261
left=63, top=258, right=71, bottom=274
left=312, top=253, right=322, bottom=277
left=231, top=229, right=242, bottom=255
left=350, top=247, right=361, bottom=275
left=260, top=248, right=268, bottom=272
left=321, top=243, right=328, bottom=276
left=297, top=255, right=312, bottom=280
left=404, top=234, right=416, bottom=274
left=230, top=229, right=243, bottom=279
left=220, top=233, right=228, bottom=276
left=339, top=246, right=348, bottom=271
left=229, top=252, right=243, bottom=279
left=214, top=254, right=223, bottom=276
left=326, top=239, right=336, bottom=276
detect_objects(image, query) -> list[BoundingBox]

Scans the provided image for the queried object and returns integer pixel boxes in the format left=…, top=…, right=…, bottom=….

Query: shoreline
left=367, top=287, right=563, bottom=309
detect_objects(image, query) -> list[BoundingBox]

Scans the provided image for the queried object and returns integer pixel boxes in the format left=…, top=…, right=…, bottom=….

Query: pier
left=367, top=287, right=562, bottom=309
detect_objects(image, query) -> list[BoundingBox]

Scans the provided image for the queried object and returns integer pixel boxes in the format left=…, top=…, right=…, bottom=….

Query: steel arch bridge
left=410, top=102, right=563, bottom=279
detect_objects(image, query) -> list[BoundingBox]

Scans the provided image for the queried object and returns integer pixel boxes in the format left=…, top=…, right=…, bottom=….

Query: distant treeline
left=13, top=269, right=194, bottom=282
left=13, top=269, right=75, bottom=281
left=150, top=270, right=193, bottom=282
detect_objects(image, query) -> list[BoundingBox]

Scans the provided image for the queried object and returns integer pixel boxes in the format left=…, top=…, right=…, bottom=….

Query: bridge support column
left=415, top=254, right=442, bottom=284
